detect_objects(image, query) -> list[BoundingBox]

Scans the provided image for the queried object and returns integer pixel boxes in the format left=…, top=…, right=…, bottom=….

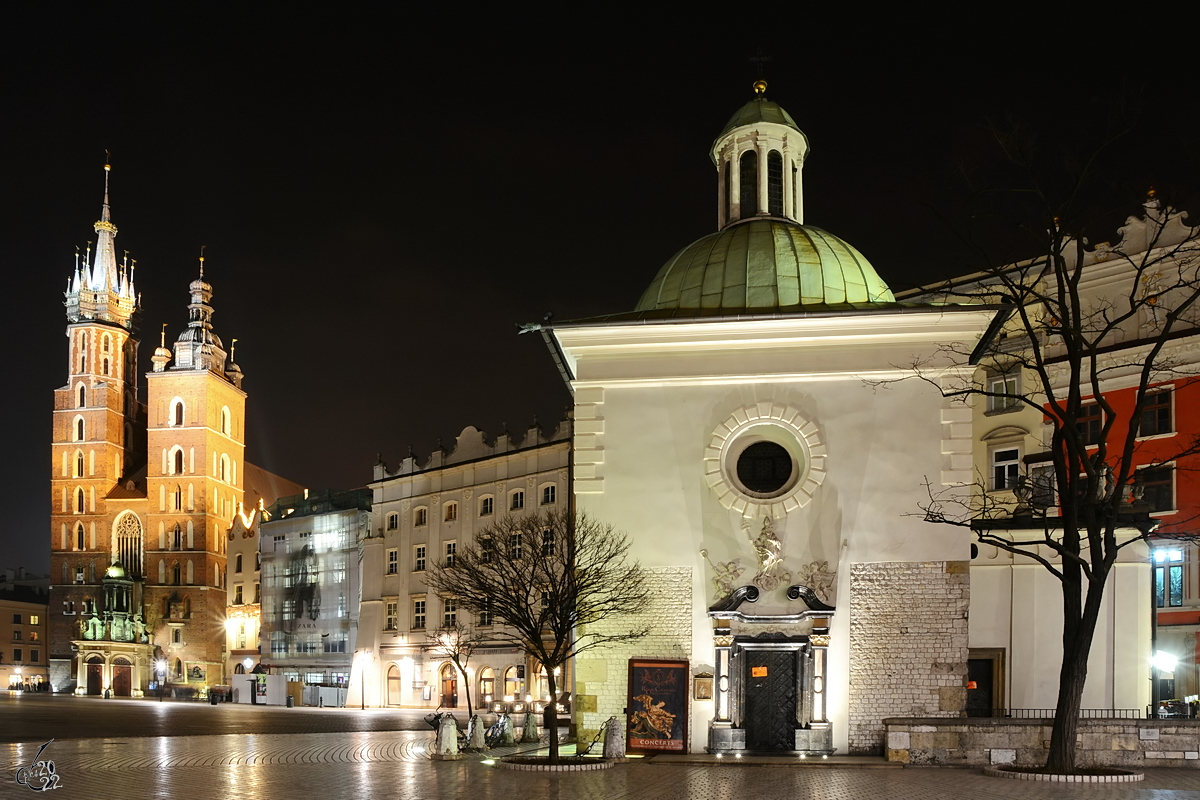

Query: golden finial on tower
left=230, top=338, right=238, bottom=361
left=199, top=245, right=206, bottom=278
left=160, top=323, right=168, bottom=348
left=1148, top=187, right=1157, bottom=198
left=753, top=79, right=768, bottom=96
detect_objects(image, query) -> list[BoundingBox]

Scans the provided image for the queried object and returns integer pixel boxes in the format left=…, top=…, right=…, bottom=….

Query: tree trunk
left=1044, top=576, right=1105, bottom=773
left=458, top=661, right=472, bottom=718
left=544, top=669, right=559, bottom=763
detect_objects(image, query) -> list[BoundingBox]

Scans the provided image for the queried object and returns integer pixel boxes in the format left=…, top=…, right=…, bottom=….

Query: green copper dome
left=635, top=219, right=894, bottom=312
left=717, top=97, right=806, bottom=142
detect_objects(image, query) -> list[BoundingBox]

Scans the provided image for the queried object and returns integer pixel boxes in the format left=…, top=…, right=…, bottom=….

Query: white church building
left=536, top=82, right=1151, bottom=755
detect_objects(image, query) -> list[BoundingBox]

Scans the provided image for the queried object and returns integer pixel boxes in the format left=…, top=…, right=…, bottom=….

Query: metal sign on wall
left=626, top=658, right=689, bottom=754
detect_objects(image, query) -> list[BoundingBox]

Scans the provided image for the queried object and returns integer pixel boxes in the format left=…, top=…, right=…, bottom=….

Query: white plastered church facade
left=540, top=85, right=1116, bottom=755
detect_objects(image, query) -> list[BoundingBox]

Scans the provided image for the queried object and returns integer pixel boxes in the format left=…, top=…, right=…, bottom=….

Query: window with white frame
left=1030, top=464, right=1056, bottom=509
left=1154, top=549, right=1184, bottom=608
left=445, top=541, right=457, bottom=567
left=387, top=548, right=398, bottom=574
left=385, top=601, right=397, bottom=631
left=386, top=512, right=399, bottom=531
left=443, top=598, right=457, bottom=627
left=480, top=496, right=494, bottom=516
left=1140, top=465, right=1174, bottom=514
left=412, top=597, right=426, bottom=629
left=991, top=446, right=1020, bottom=492
left=541, top=484, right=556, bottom=505
left=511, top=491, right=524, bottom=511
left=509, top=532, right=523, bottom=559
left=478, top=598, right=493, bottom=627
left=480, top=537, right=493, bottom=563
left=413, top=545, right=426, bottom=571
left=542, top=529, right=555, bottom=556
left=1139, top=390, right=1173, bottom=438
left=988, top=371, right=1020, bottom=413
left=414, top=507, right=428, bottom=527
left=444, top=502, right=458, bottom=522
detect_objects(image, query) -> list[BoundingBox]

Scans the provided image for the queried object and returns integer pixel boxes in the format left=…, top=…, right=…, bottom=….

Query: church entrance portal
left=112, top=658, right=132, bottom=697
left=743, top=649, right=797, bottom=751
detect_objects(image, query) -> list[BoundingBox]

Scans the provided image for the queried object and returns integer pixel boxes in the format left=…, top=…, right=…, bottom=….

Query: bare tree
left=427, top=508, right=649, bottom=762
left=424, top=620, right=487, bottom=722
left=912, top=120, right=1200, bottom=772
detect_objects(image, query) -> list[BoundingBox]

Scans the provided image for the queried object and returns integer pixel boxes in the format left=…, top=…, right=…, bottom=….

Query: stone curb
left=496, top=759, right=615, bottom=772
left=982, top=766, right=1144, bottom=783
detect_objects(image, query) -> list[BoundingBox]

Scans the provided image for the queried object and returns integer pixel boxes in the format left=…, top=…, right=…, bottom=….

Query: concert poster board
left=626, top=658, right=689, bottom=754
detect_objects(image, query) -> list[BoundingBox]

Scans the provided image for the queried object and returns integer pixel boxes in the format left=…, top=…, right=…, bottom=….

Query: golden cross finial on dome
left=160, top=323, right=168, bottom=348
left=750, top=49, right=771, bottom=96
left=199, top=245, right=206, bottom=278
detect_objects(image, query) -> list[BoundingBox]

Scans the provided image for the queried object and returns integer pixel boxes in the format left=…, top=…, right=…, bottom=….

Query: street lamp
left=155, top=659, right=166, bottom=702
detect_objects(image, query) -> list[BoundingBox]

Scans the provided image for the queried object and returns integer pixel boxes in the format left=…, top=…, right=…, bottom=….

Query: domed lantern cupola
left=712, top=80, right=810, bottom=229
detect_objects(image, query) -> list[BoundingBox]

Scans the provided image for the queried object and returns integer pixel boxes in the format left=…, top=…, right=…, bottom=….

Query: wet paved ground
left=5, top=695, right=1200, bottom=799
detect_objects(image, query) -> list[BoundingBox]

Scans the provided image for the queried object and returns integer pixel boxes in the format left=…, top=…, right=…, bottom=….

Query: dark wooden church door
left=743, top=650, right=797, bottom=751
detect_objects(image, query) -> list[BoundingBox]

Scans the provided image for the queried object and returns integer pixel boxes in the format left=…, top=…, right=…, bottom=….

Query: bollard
left=432, top=714, right=462, bottom=760
left=467, top=715, right=485, bottom=751
left=521, top=711, right=541, bottom=743
left=603, top=716, right=626, bottom=760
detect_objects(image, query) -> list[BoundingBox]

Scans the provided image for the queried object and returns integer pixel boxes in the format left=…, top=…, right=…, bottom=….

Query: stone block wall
left=573, top=566, right=693, bottom=746
left=884, top=717, right=1200, bottom=768
left=848, top=561, right=969, bottom=754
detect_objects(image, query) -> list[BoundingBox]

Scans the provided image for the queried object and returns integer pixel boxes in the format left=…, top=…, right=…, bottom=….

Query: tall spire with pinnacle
left=65, top=159, right=139, bottom=331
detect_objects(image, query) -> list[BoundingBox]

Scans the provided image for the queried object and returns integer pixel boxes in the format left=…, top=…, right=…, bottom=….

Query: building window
left=541, top=485, right=556, bottom=505
left=444, top=502, right=458, bottom=522
left=1139, top=390, right=1173, bottom=438
left=12, top=613, right=21, bottom=624
left=1076, top=402, right=1103, bottom=445
left=413, top=598, right=426, bottom=630
left=542, top=530, right=555, bottom=557
left=173, top=401, right=184, bottom=427
left=1155, top=549, right=1184, bottom=608
left=480, top=496, right=494, bottom=516
left=76, top=524, right=85, bottom=550
left=478, top=598, right=493, bottom=627
left=13, top=649, right=21, bottom=662
left=254, top=583, right=260, bottom=603
left=78, top=385, right=86, bottom=408
left=76, top=418, right=84, bottom=441
left=443, top=598, right=457, bottom=627
left=172, top=628, right=182, bottom=644
left=386, top=513, right=399, bottom=531
left=413, top=545, right=426, bottom=572
left=31, top=650, right=38, bottom=663
left=480, top=538, right=493, bottom=564
left=387, top=549, right=398, bottom=574
left=274, top=534, right=287, bottom=553
left=445, top=541, right=457, bottom=567
left=171, top=562, right=181, bottom=585
left=739, top=150, right=758, bottom=217
left=234, top=584, right=243, bottom=605
left=385, top=602, right=397, bottom=631
left=509, top=532, right=523, bottom=560
left=510, top=491, right=524, bottom=511
left=1141, top=466, right=1174, bottom=514
left=767, top=150, right=783, bottom=216
left=991, top=446, right=1020, bottom=492
left=29, top=615, right=38, bottom=625
left=541, top=590, right=550, bottom=609
left=414, top=507, right=427, bottom=527
left=723, top=160, right=731, bottom=223
left=1030, top=464, right=1057, bottom=508
left=235, top=554, right=243, bottom=573
left=988, top=372, right=1020, bottom=413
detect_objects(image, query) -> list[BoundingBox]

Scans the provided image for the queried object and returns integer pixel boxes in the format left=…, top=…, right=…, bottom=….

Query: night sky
left=5, top=7, right=1198, bottom=573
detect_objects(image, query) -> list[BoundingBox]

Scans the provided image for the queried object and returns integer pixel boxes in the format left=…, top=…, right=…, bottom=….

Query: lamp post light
left=155, top=659, right=167, bottom=702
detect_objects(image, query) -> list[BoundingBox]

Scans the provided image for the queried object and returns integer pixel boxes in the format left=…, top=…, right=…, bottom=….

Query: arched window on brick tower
left=173, top=449, right=184, bottom=475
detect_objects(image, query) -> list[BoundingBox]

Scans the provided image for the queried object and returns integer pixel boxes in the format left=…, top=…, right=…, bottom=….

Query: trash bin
left=286, top=695, right=294, bottom=708
left=210, top=692, right=218, bottom=705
